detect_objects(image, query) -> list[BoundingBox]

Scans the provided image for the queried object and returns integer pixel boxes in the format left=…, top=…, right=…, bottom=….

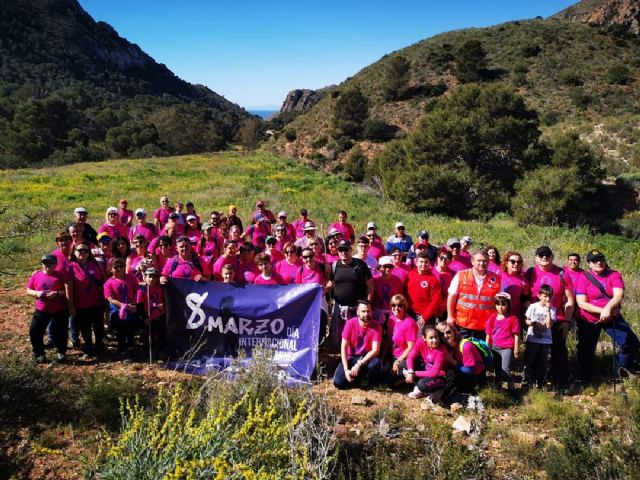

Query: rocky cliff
left=553, top=0, right=640, bottom=34
left=280, top=89, right=324, bottom=113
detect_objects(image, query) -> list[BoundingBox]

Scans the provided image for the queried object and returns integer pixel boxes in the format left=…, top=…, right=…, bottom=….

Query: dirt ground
left=0, top=287, right=616, bottom=480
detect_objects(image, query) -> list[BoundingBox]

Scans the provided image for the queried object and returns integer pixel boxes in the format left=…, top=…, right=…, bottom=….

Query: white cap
left=366, top=221, right=377, bottom=230
left=395, top=221, right=405, bottom=229
left=303, top=221, right=316, bottom=231
left=135, top=208, right=146, bottom=216
left=106, top=206, right=118, bottom=214
left=186, top=214, right=197, bottom=221
left=378, top=256, right=394, bottom=267
left=461, top=236, right=473, bottom=244
left=278, top=211, right=287, bottom=218
left=74, top=207, right=88, bottom=214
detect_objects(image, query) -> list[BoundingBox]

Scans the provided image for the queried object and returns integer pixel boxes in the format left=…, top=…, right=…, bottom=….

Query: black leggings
left=76, top=305, right=105, bottom=354
left=30, top=309, right=68, bottom=356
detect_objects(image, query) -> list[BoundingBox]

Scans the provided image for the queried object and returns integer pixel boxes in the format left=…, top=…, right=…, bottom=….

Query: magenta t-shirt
left=274, top=259, right=302, bottom=285
left=129, top=223, right=158, bottom=243
left=576, top=269, right=625, bottom=323
left=407, top=339, right=447, bottom=378
left=212, top=255, right=241, bottom=282
left=485, top=313, right=520, bottom=349
left=136, top=284, right=165, bottom=319
left=70, top=260, right=104, bottom=309
left=342, top=317, right=382, bottom=357
left=390, top=265, right=409, bottom=285
left=329, top=222, right=355, bottom=240
left=373, top=275, right=405, bottom=310
left=161, top=256, right=208, bottom=279
left=454, top=341, right=485, bottom=375
left=153, top=207, right=173, bottom=227
left=488, top=262, right=501, bottom=274
left=51, top=249, right=73, bottom=282
left=104, top=274, right=138, bottom=304
left=99, top=223, right=128, bottom=240
left=295, top=263, right=325, bottom=285
left=563, top=267, right=584, bottom=294
left=253, top=272, right=284, bottom=285
left=386, top=315, right=418, bottom=359
left=449, top=259, right=469, bottom=273
left=239, top=261, right=260, bottom=284
left=501, top=272, right=530, bottom=318
left=527, top=265, right=573, bottom=321
left=118, top=208, right=133, bottom=226
left=27, top=270, right=68, bottom=313
left=197, top=240, right=220, bottom=262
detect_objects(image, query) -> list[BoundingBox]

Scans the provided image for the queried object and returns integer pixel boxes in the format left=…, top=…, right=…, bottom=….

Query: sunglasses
left=76, top=248, right=89, bottom=253
left=443, top=331, right=453, bottom=336
left=382, top=265, right=393, bottom=269
left=285, top=250, right=296, bottom=254
left=508, top=259, right=522, bottom=264
left=439, top=256, right=450, bottom=261
left=397, top=226, right=405, bottom=230
left=302, top=255, right=313, bottom=260
left=390, top=304, right=404, bottom=308
left=338, top=248, right=350, bottom=253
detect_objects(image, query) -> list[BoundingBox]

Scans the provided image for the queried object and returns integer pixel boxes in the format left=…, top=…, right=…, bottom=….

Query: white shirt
left=448, top=269, right=487, bottom=295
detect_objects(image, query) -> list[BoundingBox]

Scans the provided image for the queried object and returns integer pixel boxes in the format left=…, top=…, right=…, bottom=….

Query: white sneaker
left=408, top=386, right=428, bottom=399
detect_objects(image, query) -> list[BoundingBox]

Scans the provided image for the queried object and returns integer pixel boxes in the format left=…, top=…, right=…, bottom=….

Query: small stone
left=514, top=431, right=539, bottom=446
left=351, top=396, right=367, bottom=405
left=452, top=415, right=472, bottom=434
left=420, top=397, right=435, bottom=410
left=450, top=402, right=464, bottom=414
left=486, top=457, right=496, bottom=469
left=378, top=418, right=390, bottom=437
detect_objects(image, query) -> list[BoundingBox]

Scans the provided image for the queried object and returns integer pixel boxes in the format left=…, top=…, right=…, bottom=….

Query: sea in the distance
left=248, top=109, right=278, bottom=119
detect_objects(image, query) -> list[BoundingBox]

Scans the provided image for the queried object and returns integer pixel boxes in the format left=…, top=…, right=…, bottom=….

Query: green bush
left=311, top=135, right=328, bottom=149
left=363, top=118, right=393, bottom=142
left=332, top=86, right=369, bottom=139
left=454, top=40, right=487, bottom=83
left=283, top=128, right=297, bottom=142
left=79, top=374, right=143, bottom=430
left=618, top=211, right=640, bottom=240
left=343, top=146, right=367, bottom=182
left=382, top=55, right=411, bottom=101
left=606, top=65, right=631, bottom=85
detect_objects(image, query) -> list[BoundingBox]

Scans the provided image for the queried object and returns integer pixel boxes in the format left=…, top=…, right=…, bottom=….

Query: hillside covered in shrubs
left=0, top=0, right=251, bottom=168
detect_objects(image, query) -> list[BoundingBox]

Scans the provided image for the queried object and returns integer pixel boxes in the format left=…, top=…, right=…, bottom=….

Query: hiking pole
left=612, top=318, right=617, bottom=395
left=147, top=284, right=153, bottom=365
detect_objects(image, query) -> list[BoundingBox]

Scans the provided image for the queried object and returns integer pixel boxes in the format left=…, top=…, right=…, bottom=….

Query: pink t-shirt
left=118, top=208, right=133, bottom=226
left=407, top=339, right=447, bottom=378
left=454, top=340, right=485, bottom=375
left=485, top=313, right=520, bottom=349
left=373, top=275, right=405, bottom=311
left=212, top=255, right=241, bottom=282
left=432, top=268, right=453, bottom=317
left=161, top=255, right=209, bottom=280
left=576, top=269, right=625, bottom=324
left=527, top=265, right=574, bottom=321
left=99, top=223, right=128, bottom=240
left=563, top=267, right=584, bottom=295
left=295, top=263, right=326, bottom=286
left=196, top=240, right=220, bottom=262
left=70, top=260, right=104, bottom=309
left=325, top=253, right=340, bottom=264
left=329, top=222, right=355, bottom=241
left=276, top=222, right=296, bottom=241
left=501, top=272, right=530, bottom=318
left=137, top=284, right=165, bottom=319
left=274, top=259, right=302, bottom=285
left=265, top=249, right=284, bottom=264
left=342, top=317, right=382, bottom=357
left=367, top=237, right=385, bottom=260
left=488, top=261, right=501, bottom=274
left=104, top=274, right=138, bottom=304
left=51, top=249, right=73, bottom=282
left=253, top=272, right=284, bottom=285
left=386, top=315, right=418, bottom=359
left=449, top=258, right=470, bottom=273
left=292, top=218, right=309, bottom=239
left=129, top=223, right=158, bottom=243
left=153, top=207, right=173, bottom=227
left=239, top=261, right=260, bottom=284
left=160, top=223, right=185, bottom=237
left=184, top=228, right=202, bottom=245
left=27, top=270, right=68, bottom=313
left=390, top=264, right=410, bottom=284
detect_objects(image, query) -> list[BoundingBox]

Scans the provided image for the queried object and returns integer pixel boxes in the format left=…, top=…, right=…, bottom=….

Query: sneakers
left=33, top=354, right=47, bottom=364
left=56, top=353, right=67, bottom=362
left=407, top=386, right=428, bottom=399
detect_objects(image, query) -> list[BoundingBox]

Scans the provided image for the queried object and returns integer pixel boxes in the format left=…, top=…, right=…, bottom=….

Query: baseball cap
left=366, top=222, right=377, bottom=230
left=41, top=254, right=57, bottom=265
left=106, top=206, right=118, bottom=214
left=201, top=222, right=212, bottom=231
left=447, top=238, right=461, bottom=248
left=266, top=236, right=276, bottom=244
left=74, top=207, right=88, bottom=214
left=415, top=240, right=428, bottom=248
left=169, top=212, right=180, bottom=219
left=417, top=230, right=429, bottom=239
left=186, top=214, right=197, bottom=221
left=395, top=222, right=405, bottom=229
left=378, top=255, right=393, bottom=267
left=535, top=246, right=553, bottom=258
left=495, top=292, right=511, bottom=301
left=135, top=208, right=146, bottom=216
left=278, top=211, right=287, bottom=218
left=461, top=236, right=473, bottom=244
left=97, top=232, right=112, bottom=244
left=586, top=249, right=606, bottom=263
left=338, top=240, right=351, bottom=251
left=327, top=227, right=341, bottom=237
left=302, top=221, right=315, bottom=231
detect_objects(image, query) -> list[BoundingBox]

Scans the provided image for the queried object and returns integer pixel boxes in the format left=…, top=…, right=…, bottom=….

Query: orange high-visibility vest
left=454, top=269, right=502, bottom=331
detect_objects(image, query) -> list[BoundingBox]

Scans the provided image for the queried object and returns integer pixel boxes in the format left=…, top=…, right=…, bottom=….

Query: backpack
left=460, top=337, right=494, bottom=368
left=169, top=254, right=203, bottom=276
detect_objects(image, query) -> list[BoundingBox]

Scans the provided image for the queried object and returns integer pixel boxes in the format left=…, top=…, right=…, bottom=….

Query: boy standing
left=523, top=284, right=556, bottom=389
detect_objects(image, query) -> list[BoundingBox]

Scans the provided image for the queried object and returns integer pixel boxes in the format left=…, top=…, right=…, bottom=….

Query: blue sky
left=79, top=1, right=577, bottom=110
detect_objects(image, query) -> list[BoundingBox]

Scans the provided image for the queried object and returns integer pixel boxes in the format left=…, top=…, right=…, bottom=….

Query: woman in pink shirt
left=127, top=234, right=156, bottom=280
left=486, top=245, right=502, bottom=274
left=324, top=237, right=340, bottom=264
left=153, top=236, right=174, bottom=273
left=197, top=223, right=221, bottom=262
left=264, top=236, right=284, bottom=264
left=405, top=325, right=448, bottom=399
left=329, top=210, right=356, bottom=242
left=99, top=207, right=128, bottom=240
left=443, top=325, right=486, bottom=393
left=385, top=295, right=418, bottom=386
left=129, top=209, right=158, bottom=244
left=500, top=250, right=530, bottom=322
left=274, top=242, right=302, bottom=284
left=184, top=215, right=202, bottom=244
left=70, top=243, right=106, bottom=357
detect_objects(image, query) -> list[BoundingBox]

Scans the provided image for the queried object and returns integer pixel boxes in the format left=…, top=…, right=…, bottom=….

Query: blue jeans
left=334, top=355, right=381, bottom=389
left=577, top=316, right=640, bottom=382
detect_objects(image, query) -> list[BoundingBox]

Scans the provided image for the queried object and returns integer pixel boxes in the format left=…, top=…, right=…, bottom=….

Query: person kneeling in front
left=334, top=300, right=382, bottom=389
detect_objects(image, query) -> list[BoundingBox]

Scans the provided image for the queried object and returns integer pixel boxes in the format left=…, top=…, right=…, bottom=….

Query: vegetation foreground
left=2, top=152, right=640, bottom=479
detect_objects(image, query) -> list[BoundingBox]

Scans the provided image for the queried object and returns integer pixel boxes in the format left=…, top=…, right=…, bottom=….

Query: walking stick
left=613, top=318, right=617, bottom=394
left=147, top=284, right=153, bottom=364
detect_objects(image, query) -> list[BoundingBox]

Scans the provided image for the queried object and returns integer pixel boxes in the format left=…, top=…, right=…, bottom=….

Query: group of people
left=25, top=196, right=640, bottom=402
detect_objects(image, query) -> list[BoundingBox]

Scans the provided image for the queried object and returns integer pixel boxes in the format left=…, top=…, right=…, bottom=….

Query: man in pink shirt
left=563, top=252, right=584, bottom=295
left=292, top=208, right=311, bottom=239
left=153, top=196, right=173, bottom=230
left=129, top=208, right=158, bottom=243
left=159, top=236, right=208, bottom=283
left=329, top=210, right=356, bottom=243
left=252, top=200, right=276, bottom=234
left=212, top=240, right=240, bottom=282
left=117, top=199, right=133, bottom=228
left=373, top=256, right=405, bottom=321
left=333, top=300, right=382, bottom=389
left=365, top=222, right=385, bottom=260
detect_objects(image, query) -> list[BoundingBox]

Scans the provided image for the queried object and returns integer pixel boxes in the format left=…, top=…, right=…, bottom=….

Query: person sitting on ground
left=333, top=300, right=382, bottom=389
left=442, top=325, right=487, bottom=393
left=486, top=292, right=520, bottom=396
left=405, top=325, right=448, bottom=400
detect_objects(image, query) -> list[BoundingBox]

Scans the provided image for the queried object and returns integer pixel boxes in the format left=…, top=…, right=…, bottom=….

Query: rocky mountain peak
left=553, top=0, right=640, bottom=34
